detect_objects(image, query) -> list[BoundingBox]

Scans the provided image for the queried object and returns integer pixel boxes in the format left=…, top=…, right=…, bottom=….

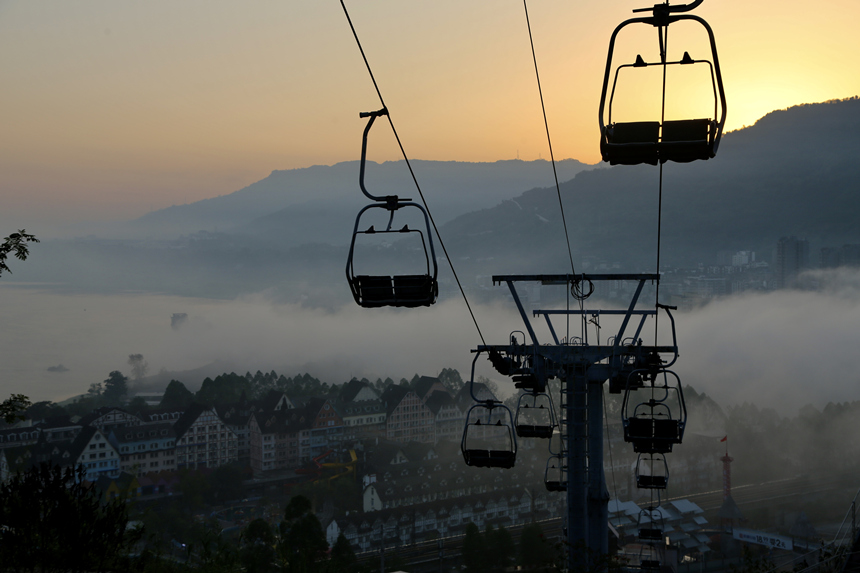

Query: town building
left=381, top=385, right=434, bottom=444
left=108, top=422, right=177, bottom=477
left=173, top=404, right=239, bottom=470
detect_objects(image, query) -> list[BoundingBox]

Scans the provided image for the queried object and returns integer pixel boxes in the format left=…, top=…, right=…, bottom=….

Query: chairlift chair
left=514, top=391, right=556, bottom=439
left=345, top=108, right=439, bottom=308
left=544, top=454, right=566, bottom=492
left=636, top=453, right=669, bottom=489
left=622, top=370, right=686, bottom=453
left=461, top=403, right=517, bottom=469
left=598, top=0, right=727, bottom=166
left=637, top=506, right=665, bottom=542
left=461, top=351, right=518, bottom=469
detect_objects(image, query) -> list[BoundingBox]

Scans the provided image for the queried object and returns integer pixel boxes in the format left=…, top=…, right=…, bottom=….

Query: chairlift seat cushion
left=545, top=481, right=566, bottom=492
left=516, top=424, right=554, bottom=439
left=610, top=122, right=660, bottom=144
left=354, top=274, right=437, bottom=308
left=463, top=449, right=516, bottom=469
left=639, top=528, right=663, bottom=541
left=652, top=419, right=680, bottom=441
left=661, top=119, right=710, bottom=142
left=660, top=119, right=713, bottom=163
left=637, top=475, right=668, bottom=489
left=354, top=275, right=394, bottom=307
left=392, top=274, right=437, bottom=307
left=603, top=122, right=660, bottom=166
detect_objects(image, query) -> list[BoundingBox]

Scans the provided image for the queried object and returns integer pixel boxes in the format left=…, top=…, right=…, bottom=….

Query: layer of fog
left=2, top=267, right=859, bottom=414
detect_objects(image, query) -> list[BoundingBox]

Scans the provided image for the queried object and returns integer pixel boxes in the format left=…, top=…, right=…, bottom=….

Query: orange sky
left=0, top=0, right=858, bottom=233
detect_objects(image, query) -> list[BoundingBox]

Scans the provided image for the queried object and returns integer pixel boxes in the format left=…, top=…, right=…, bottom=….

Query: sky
left=1, top=0, right=859, bottom=233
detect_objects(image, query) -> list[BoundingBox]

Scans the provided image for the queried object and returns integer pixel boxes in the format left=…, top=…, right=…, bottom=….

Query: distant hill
left=14, top=98, right=860, bottom=303
left=439, top=97, right=860, bottom=274
left=129, top=158, right=597, bottom=242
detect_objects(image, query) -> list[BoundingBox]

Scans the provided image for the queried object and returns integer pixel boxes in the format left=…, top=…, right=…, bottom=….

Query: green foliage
left=240, top=519, right=277, bottom=573
left=329, top=533, right=358, bottom=572
left=290, top=474, right=361, bottom=514
left=103, top=370, right=129, bottom=404
left=208, top=463, right=245, bottom=504
left=519, top=522, right=554, bottom=569
left=278, top=495, right=329, bottom=573
left=462, top=522, right=486, bottom=573
left=0, top=229, right=38, bottom=277
left=438, top=367, right=465, bottom=392
left=161, top=379, right=195, bottom=409
left=730, top=546, right=775, bottom=573
left=127, top=395, right=151, bottom=415
left=0, top=393, right=31, bottom=424
left=486, top=524, right=515, bottom=572
left=0, top=463, right=140, bottom=573
left=176, top=469, right=212, bottom=512
left=196, top=372, right=253, bottom=407
left=25, top=400, right=67, bottom=422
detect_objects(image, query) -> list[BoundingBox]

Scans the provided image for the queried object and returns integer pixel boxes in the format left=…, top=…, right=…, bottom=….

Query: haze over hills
left=129, top=158, right=597, bottom=242
left=10, top=97, right=860, bottom=304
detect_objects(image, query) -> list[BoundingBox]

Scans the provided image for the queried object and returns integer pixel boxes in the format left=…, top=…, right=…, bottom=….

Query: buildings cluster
left=0, top=376, right=489, bottom=488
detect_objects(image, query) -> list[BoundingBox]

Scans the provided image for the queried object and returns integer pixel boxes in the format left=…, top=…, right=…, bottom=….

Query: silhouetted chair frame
left=622, top=369, right=686, bottom=453
left=461, top=350, right=518, bottom=469
left=346, top=108, right=439, bottom=308
left=514, top=390, right=556, bottom=439
left=598, top=5, right=726, bottom=165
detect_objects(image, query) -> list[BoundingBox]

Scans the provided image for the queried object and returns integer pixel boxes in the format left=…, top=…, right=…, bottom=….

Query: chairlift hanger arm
left=633, top=0, right=705, bottom=17
left=358, top=108, right=411, bottom=205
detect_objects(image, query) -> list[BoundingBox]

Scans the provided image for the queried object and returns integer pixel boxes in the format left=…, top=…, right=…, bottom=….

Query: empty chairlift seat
left=346, top=107, right=439, bottom=309
left=462, top=447, right=517, bottom=469
left=461, top=397, right=518, bottom=469
left=603, top=119, right=714, bottom=165
left=598, top=2, right=726, bottom=166
left=514, top=391, right=556, bottom=439
left=625, top=415, right=682, bottom=454
left=636, top=453, right=669, bottom=489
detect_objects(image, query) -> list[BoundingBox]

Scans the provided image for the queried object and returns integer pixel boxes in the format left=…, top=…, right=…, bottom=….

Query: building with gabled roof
left=108, top=422, right=176, bottom=477
left=216, top=398, right=257, bottom=467
left=0, top=426, right=40, bottom=451
left=248, top=407, right=309, bottom=474
left=337, top=379, right=385, bottom=440
left=78, top=407, right=142, bottom=433
left=413, top=376, right=449, bottom=402
left=173, top=403, right=238, bottom=471
left=425, top=391, right=464, bottom=443
left=381, top=385, right=434, bottom=444
left=141, top=408, right=183, bottom=424
left=301, top=397, right=345, bottom=458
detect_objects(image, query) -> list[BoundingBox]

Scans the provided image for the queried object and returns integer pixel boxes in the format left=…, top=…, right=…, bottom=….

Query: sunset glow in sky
left=1, top=0, right=858, bottom=232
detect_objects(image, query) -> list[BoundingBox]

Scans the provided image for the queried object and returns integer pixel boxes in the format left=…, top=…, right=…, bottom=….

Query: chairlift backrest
left=514, top=391, right=556, bottom=439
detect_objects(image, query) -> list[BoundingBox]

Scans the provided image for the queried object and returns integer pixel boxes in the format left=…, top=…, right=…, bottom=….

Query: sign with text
left=733, top=528, right=793, bottom=550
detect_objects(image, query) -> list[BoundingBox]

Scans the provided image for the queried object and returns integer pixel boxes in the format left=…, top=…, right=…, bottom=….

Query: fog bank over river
left=2, top=268, right=859, bottom=414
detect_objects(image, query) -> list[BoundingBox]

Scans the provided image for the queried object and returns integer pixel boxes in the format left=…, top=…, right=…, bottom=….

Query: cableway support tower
left=462, top=274, right=681, bottom=571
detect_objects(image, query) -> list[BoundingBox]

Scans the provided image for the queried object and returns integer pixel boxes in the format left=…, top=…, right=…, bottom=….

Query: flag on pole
left=720, top=436, right=728, bottom=442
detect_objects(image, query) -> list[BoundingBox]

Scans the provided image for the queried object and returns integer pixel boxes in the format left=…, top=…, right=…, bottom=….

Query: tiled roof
left=380, top=385, right=411, bottom=416
left=172, top=403, right=207, bottom=439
